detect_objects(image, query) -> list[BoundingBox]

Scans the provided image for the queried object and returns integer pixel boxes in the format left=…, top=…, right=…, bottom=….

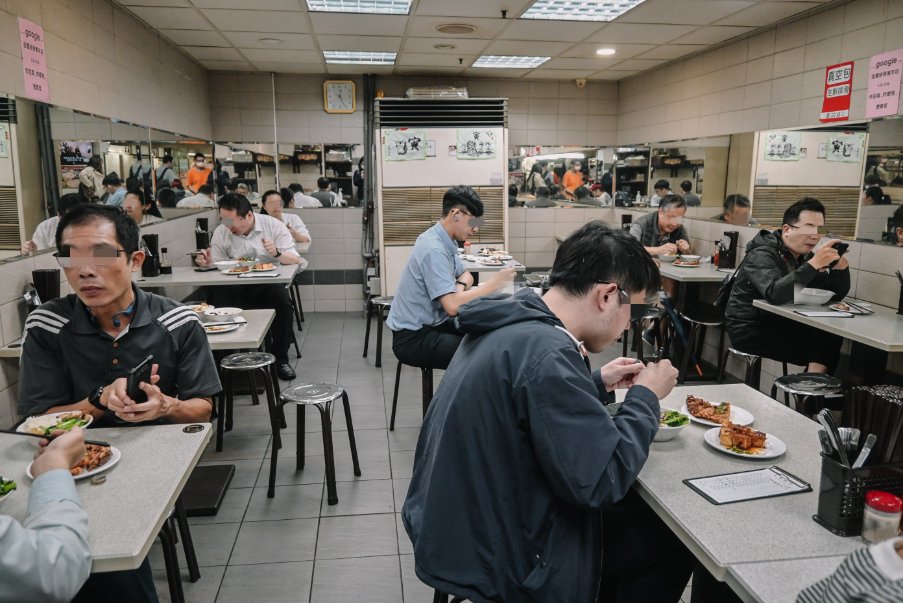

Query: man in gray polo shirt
left=387, top=186, right=515, bottom=370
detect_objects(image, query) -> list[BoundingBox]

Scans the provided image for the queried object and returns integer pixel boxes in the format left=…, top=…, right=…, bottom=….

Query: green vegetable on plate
left=0, top=477, right=16, bottom=496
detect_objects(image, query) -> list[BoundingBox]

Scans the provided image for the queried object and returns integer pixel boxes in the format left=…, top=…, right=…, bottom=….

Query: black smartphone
left=126, top=355, right=154, bottom=403
left=194, top=265, right=218, bottom=272
left=831, top=241, right=849, bottom=256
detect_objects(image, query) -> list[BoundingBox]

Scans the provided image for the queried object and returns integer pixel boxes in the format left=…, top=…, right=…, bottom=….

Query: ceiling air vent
left=435, top=23, right=477, bottom=35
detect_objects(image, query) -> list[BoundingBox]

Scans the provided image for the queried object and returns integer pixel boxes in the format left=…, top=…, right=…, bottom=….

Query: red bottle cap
left=865, top=490, right=903, bottom=513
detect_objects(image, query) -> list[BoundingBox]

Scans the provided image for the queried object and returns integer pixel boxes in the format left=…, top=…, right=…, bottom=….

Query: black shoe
left=277, top=363, right=296, bottom=380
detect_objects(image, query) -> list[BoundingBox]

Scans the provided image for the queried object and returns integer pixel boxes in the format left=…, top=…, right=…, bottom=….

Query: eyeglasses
left=457, top=209, right=486, bottom=228
left=55, top=244, right=129, bottom=268
left=596, top=281, right=631, bottom=306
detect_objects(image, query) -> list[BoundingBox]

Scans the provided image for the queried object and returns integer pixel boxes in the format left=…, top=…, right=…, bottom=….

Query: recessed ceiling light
left=473, top=55, right=550, bottom=69
left=433, top=44, right=457, bottom=50
left=306, top=0, right=412, bottom=15
left=521, top=0, right=647, bottom=22
left=258, top=37, right=284, bottom=46
left=596, top=48, right=616, bottom=56
left=323, top=51, right=396, bottom=65
left=435, top=23, right=478, bottom=35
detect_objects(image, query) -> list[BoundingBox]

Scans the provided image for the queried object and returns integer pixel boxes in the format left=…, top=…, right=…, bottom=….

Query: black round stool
left=771, top=372, right=843, bottom=418
left=217, top=352, right=284, bottom=453
left=363, top=295, right=393, bottom=367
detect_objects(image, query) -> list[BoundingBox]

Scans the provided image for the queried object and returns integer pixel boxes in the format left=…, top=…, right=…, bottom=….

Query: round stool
left=677, top=306, right=725, bottom=383
left=363, top=296, right=394, bottom=367
left=278, top=383, right=362, bottom=503
left=771, top=373, right=843, bottom=417
left=717, top=347, right=789, bottom=391
left=217, top=352, right=283, bottom=454
left=389, top=362, right=434, bottom=431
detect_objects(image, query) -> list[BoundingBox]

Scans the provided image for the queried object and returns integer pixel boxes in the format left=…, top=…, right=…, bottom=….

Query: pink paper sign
left=866, top=49, right=903, bottom=118
left=18, top=18, right=49, bottom=103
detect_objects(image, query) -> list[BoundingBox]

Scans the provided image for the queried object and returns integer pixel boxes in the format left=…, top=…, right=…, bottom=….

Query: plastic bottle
left=635, top=191, right=641, bottom=206
left=159, top=247, right=173, bottom=275
left=861, top=490, right=902, bottom=543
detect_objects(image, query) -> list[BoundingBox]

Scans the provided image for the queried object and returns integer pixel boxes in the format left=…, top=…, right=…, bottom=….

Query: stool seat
left=363, top=296, right=394, bottom=367
left=221, top=352, right=276, bottom=371
left=371, top=295, right=393, bottom=307
left=772, top=373, right=843, bottom=396
left=281, top=382, right=345, bottom=405
left=679, top=309, right=724, bottom=327
left=727, top=347, right=761, bottom=361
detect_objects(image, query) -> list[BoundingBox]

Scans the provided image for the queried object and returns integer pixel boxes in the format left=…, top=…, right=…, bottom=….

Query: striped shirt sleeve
left=797, top=538, right=903, bottom=603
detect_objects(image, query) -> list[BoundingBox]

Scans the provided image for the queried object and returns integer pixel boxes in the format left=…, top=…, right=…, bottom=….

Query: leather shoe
left=277, top=363, right=296, bottom=380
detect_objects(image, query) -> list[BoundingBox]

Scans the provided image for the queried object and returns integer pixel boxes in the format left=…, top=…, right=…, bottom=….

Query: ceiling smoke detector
left=433, top=43, right=457, bottom=50
left=435, top=23, right=477, bottom=35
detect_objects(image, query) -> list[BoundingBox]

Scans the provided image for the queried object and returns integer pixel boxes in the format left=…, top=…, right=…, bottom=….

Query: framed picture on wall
left=764, top=132, right=802, bottom=161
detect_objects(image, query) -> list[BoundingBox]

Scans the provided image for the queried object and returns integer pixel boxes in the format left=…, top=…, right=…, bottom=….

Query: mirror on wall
left=649, top=137, right=730, bottom=211
left=858, top=116, right=902, bottom=244
left=509, top=146, right=613, bottom=207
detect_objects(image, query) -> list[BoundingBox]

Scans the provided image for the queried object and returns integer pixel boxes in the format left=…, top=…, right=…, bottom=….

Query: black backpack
left=714, top=253, right=750, bottom=312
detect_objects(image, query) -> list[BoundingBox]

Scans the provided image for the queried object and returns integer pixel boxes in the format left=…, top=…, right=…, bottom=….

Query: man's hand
left=632, top=359, right=678, bottom=399
left=20, top=240, right=37, bottom=255
left=195, top=247, right=213, bottom=267
left=832, top=255, right=849, bottom=271
left=105, top=364, right=168, bottom=423
left=657, top=243, right=678, bottom=256
left=32, top=429, right=86, bottom=478
left=808, top=240, right=842, bottom=271
left=262, top=237, right=278, bottom=257
left=676, top=239, right=691, bottom=254
left=600, top=357, right=645, bottom=392
left=488, top=267, right=516, bottom=291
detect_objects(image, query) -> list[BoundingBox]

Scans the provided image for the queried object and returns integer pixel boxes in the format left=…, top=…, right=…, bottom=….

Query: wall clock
left=323, top=80, right=356, bottom=114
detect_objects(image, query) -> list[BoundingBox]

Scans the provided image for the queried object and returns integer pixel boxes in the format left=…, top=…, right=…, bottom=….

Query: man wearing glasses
left=18, top=204, right=221, bottom=602
left=403, top=222, right=693, bottom=602
left=195, top=193, right=301, bottom=380
left=387, top=186, right=515, bottom=371
left=725, top=197, right=850, bottom=373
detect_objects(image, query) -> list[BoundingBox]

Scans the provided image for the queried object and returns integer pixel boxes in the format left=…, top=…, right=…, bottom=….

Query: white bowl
left=214, top=260, right=238, bottom=269
left=205, top=307, right=243, bottom=317
left=679, top=255, right=701, bottom=262
left=654, top=409, right=689, bottom=442
left=659, top=254, right=678, bottom=263
left=795, top=287, right=834, bottom=305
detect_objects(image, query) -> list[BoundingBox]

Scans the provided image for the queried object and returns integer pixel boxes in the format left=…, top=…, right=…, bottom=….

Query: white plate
left=497, top=254, right=513, bottom=261
left=220, top=268, right=252, bottom=275
left=17, top=411, right=93, bottom=435
left=27, top=446, right=122, bottom=480
left=672, top=262, right=700, bottom=268
left=703, top=427, right=786, bottom=459
left=461, top=254, right=478, bottom=262
left=680, top=404, right=754, bottom=427
left=205, top=307, right=243, bottom=317
left=251, top=265, right=277, bottom=272
left=204, top=323, right=242, bottom=334
left=187, top=303, right=214, bottom=313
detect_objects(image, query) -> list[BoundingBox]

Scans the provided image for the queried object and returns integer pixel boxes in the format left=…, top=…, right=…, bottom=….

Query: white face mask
left=196, top=161, right=205, bottom=167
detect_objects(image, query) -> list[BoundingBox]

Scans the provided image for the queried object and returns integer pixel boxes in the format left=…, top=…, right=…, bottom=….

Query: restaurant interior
left=0, top=0, right=902, bottom=602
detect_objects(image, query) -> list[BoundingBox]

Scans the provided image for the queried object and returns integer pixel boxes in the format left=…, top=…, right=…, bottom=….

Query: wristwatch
left=88, top=385, right=106, bottom=410
left=456, top=280, right=467, bottom=289
left=274, top=249, right=282, bottom=258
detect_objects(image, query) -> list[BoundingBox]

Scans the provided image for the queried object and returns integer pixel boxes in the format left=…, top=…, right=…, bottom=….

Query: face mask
left=196, top=161, right=204, bottom=167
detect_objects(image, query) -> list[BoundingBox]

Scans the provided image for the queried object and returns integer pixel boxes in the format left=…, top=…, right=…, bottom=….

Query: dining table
left=621, top=383, right=867, bottom=602
left=0, top=423, right=211, bottom=572
left=134, top=263, right=299, bottom=288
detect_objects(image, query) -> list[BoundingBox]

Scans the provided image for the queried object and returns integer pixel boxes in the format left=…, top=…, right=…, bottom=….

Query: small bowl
left=205, top=307, right=243, bottom=317
left=654, top=408, right=689, bottom=442
left=678, top=255, right=701, bottom=262
left=795, top=287, right=834, bottom=305
left=214, top=260, right=238, bottom=269
left=659, top=254, right=678, bottom=263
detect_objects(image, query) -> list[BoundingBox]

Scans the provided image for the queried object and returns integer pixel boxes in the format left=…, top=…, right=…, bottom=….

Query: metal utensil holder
left=813, top=454, right=903, bottom=536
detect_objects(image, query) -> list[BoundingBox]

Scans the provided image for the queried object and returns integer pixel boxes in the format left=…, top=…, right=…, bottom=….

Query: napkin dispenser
left=717, top=231, right=739, bottom=269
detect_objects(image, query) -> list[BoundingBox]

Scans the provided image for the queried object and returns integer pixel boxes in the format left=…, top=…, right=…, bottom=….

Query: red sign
left=18, top=18, right=49, bottom=103
left=820, top=61, right=853, bottom=123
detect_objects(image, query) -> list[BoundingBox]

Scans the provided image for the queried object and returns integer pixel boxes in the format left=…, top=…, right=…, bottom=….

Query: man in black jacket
left=403, top=222, right=694, bottom=603
left=725, top=197, right=850, bottom=372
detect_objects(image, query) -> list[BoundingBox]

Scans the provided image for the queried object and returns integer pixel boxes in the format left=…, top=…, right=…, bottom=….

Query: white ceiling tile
left=562, top=43, right=655, bottom=60
left=402, top=37, right=490, bottom=54
left=316, top=35, right=402, bottom=52
left=191, top=0, right=302, bottom=8
left=635, top=44, right=707, bottom=60
left=618, top=0, right=756, bottom=25
left=497, top=20, right=603, bottom=42
left=158, top=28, right=231, bottom=46
left=326, top=64, right=395, bottom=75
left=715, top=1, right=821, bottom=26
left=182, top=46, right=245, bottom=60
left=527, top=69, right=598, bottom=79
left=589, top=70, right=639, bottom=80
left=202, top=9, right=311, bottom=32
left=542, top=57, right=621, bottom=71
left=252, top=62, right=327, bottom=74
left=221, top=31, right=316, bottom=49
left=127, top=6, right=212, bottom=29
left=462, top=67, right=531, bottom=78
left=241, top=49, right=321, bottom=62
left=679, top=25, right=757, bottom=44
left=406, top=16, right=523, bottom=39
left=309, top=13, right=407, bottom=36
left=481, top=40, right=574, bottom=56
left=608, top=58, right=669, bottom=71
left=413, top=0, right=534, bottom=19
left=587, top=23, right=698, bottom=43
left=396, top=53, right=475, bottom=67
left=117, top=0, right=192, bottom=6
left=200, top=59, right=256, bottom=70
left=392, top=66, right=465, bottom=76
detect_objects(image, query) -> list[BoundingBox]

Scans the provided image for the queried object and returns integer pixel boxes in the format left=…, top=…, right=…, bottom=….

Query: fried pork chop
left=719, top=422, right=766, bottom=451
left=685, top=395, right=731, bottom=424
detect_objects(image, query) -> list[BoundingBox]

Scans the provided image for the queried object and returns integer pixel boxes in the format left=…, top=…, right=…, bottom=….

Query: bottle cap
left=865, top=490, right=903, bottom=513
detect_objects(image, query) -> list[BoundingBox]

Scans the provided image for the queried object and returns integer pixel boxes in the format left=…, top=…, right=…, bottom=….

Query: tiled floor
left=149, top=312, right=695, bottom=602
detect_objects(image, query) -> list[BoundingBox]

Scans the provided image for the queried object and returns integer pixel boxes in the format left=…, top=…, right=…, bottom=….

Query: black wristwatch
left=88, top=385, right=106, bottom=410
left=456, top=279, right=467, bottom=289
left=274, top=249, right=282, bottom=258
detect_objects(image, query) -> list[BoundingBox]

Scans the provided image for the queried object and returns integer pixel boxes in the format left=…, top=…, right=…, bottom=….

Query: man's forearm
left=165, top=396, right=213, bottom=423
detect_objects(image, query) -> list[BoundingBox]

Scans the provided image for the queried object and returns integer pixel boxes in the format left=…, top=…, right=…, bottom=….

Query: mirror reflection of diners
left=857, top=116, right=902, bottom=244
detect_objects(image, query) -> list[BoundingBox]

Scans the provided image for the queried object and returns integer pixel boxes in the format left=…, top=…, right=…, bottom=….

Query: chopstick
left=0, top=428, right=110, bottom=447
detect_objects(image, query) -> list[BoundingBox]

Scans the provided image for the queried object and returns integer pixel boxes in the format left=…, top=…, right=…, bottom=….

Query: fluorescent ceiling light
left=596, top=48, right=616, bottom=56
left=473, top=55, right=550, bottom=69
left=521, top=0, right=646, bottom=22
left=323, top=51, right=396, bottom=65
left=306, top=0, right=412, bottom=15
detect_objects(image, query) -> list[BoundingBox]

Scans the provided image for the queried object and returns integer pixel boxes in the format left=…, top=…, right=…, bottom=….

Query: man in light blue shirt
left=0, top=428, right=92, bottom=602
left=387, top=186, right=515, bottom=370
left=102, top=173, right=126, bottom=207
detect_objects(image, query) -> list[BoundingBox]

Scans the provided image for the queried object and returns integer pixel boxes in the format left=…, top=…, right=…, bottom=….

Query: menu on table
left=684, top=465, right=811, bottom=505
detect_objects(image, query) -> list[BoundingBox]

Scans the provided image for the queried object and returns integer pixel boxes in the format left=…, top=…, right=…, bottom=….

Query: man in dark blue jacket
left=403, top=221, right=694, bottom=603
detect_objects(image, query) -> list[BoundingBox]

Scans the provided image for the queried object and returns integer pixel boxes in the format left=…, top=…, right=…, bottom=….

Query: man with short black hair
left=102, top=173, right=126, bottom=207
left=629, top=193, right=691, bottom=257
left=195, top=194, right=301, bottom=379
left=404, top=221, right=694, bottom=602
left=387, top=186, right=515, bottom=370
left=185, top=153, right=211, bottom=194
left=155, top=154, right=176, bottom=189
left=726, top=197, right=850, bottom=373
left=650, top=179, right=672, bottom=207
left=311, top=177, right=336, bottom=207
left=21, top=192, right=85, bottom=254
left=177, top=183, right=216, bottom=208
left=123, top=190, right=162, bottom=227
left=713, top=194, right=757, bottom=226
left=562, top=159, right=585, bottom=200
left=680, top=180, right=701, bottom=206
left=525, top=186, right=556, bottom=208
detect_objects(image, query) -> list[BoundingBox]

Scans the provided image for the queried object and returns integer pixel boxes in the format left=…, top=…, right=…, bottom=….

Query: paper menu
left=684, top=466, right=811, bottom=505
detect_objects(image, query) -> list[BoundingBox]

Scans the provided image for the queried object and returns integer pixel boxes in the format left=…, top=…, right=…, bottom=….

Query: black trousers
left=206, top=283, right=294, bottom=363
left=598, top=490, right=695, bottom=603
left=729, top=316, right=843, bottom=372
left=391, top=321, right=463, bottom=370
left=72, top=557, right=158, bottom=603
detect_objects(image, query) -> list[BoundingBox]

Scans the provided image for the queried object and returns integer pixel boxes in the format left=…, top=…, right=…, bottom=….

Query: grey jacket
left=628, top=211, right=688, bottom=248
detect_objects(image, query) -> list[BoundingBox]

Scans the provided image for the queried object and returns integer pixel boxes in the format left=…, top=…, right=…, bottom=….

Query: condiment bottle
left=861, top=490, right=902, bottom=543
left=159, top=247, right=173, bottom=275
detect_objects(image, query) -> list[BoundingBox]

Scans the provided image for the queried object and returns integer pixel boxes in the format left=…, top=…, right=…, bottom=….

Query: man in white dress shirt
left=288, top=183, right=322, bottom=208
left=196, top=194, right=302, bottom=379
left=21, top=193, right=85, bottom=255
left=177, top=184, right=216, bottom=209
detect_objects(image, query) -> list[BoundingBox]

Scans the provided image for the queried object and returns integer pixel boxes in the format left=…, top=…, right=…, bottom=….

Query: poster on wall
left=456, top=129, right=497, bottom=160
left=865, top=49, right=903, bottom=119
left=825, top=133, right=865, bottom=163
left=59, top=141, right=92, bottom=189
left=820, top=61, right=853, bottom=123
left=763, top=131, right=802, bottom=161
left=18, top=18, right=49, bottom=103
left=383, top=128, right=426, bottom=161
left=0, top=123, right=9, bottom=159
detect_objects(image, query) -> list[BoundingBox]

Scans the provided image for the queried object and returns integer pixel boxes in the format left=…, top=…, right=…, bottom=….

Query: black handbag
left=714, top=253, right=750, bottom=311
